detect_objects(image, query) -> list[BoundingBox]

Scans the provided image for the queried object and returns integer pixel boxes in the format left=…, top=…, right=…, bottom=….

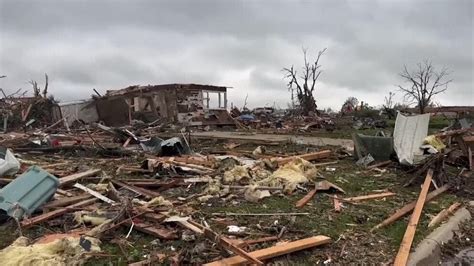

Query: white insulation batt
left=0, top=148, right=20, bottom=177
left=393, top=112, right=430, bottom=165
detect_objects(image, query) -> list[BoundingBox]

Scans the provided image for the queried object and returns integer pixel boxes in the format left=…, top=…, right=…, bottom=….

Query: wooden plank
left=428, top=202, right=462, bottom=228
left=111, top=180, right=160, bottom=199
left=122, top=137, right=132, bottom=148
left=435, top=128, right=474, bottom=138
left=127, top=220, right=178, bottom=240
left=203, top=226, right=264, bottom=265
left=158, top=212, right=261, bottom=264
left=393, top=169, right=433, bottom=266
left=55, top=188, right=73, bottom=197
left=371, top=184, right=449, bottom=231
left=128, top=179, right=183, bottom=189
left=343, top=192, right=396, bottom=202
left=462, top=135, right=474, bottom=143
left=212, top=212, right=309, bottom=217
left=242, top=236, right=279, bottom=247
left=333, top=195, right=342, bottom=212
left=59, top=169, right=101, bottom=187
left=276, top=150, right=331, bottom=165
left=187, top=219, right=263, bottom=266
left=469, top=147, right=473, bottom=171
left=166, top=160, right=214, bottom=173
left=73, top=183, right=116, bottom=204
left=43, top=194, right=93, bottom=209
left=128, top=254, right=166, bottom=266
left=295, top=188, right=317, bottom=208
left=22, top=104, right=32, bottom=122
left=204, top=235, right=331, bottom=266
left=153, top=155, right=215, bottom=167
left=367, top=160, right=391, bottom=169
left=142, top=212, right=167, bottom=223
left=43, top=162, right=70, bottom=169
left=21, top=198, right=97, bottom=228
left=177, top=220, right=204, bottom=234
left=116, top=166, right=152, bottom=174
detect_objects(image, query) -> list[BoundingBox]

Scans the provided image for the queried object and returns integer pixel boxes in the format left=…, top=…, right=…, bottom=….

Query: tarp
left=393, top=112, right=430, bottom=165
left=352, top=134, right=394, bottom=161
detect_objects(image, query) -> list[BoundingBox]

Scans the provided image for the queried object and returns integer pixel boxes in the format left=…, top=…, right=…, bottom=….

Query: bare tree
left=29, top=80, right=40, bottom=97
left=242, top=93, right=249, bottom=110
left=42, top=73, right=48, bottom=98
left=384, top=91, right=395, bottom=109
left=383, top=91, right=396, bottom=119
left=29, top=73, right=49, bottom=98
left=283, top=48, right=327, bottom=115
left=398, top=61, right=452, bottom=114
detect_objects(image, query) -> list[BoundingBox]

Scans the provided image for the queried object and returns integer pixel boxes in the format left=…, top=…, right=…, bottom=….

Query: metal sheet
left=393, top=112, right=430, bottom=165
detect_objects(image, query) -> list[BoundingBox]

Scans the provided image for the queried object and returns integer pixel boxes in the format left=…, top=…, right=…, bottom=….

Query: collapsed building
left=58, top=84, right=235, bottom=127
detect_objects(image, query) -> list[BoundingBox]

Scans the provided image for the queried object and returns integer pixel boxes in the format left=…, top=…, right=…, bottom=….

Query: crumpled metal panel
left=393, top=112, right=430, bottom=165
left=0, top=166, right=59, bottom=220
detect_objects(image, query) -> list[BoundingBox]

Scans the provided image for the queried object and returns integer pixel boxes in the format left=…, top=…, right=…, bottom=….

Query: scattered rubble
left=0, top=88, right=472, bottom=264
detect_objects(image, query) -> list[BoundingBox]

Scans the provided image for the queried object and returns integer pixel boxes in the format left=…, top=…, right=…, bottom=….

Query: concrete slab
left=408, top=201, right=474, bottom=266
left=190, top=131, right=354, bottom=150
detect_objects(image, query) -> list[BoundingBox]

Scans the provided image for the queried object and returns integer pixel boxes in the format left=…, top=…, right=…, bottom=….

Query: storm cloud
left=0, top=0, right=472, bottom=109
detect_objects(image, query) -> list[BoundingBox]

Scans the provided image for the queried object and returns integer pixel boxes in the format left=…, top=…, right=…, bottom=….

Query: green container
left=0, top=166, right=59, bottom=220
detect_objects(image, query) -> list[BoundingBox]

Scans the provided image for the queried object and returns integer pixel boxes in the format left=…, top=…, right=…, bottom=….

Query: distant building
left=94, top=83, right=234, bottom=126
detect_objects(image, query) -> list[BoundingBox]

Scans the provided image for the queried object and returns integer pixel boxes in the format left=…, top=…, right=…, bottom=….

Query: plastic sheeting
left=0, top=147, right=20, bottom=177
left=393, top=112, right=430, bottom=165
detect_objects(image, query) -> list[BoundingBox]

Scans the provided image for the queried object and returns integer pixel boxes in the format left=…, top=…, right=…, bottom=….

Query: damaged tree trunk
left=283, top=48, right=327, bottom=115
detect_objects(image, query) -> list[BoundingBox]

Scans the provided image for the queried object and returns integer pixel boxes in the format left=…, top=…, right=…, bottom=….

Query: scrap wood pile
left=0, top=85, right=59, bottom=132
left=349, top=112, right=473, bottom=264
left=0, top=123, right=344, bottom=265
left=404, top=125, right=474, bottom=196
left=355, top=112, right=473, bottom=190
left=230, top=106, right=335, bottom=133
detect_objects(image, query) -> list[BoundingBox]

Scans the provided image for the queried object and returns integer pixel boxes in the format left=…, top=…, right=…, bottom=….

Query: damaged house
left=57, top=84, right=235, bottom=127
left=1, top=96, right=61, bottom=132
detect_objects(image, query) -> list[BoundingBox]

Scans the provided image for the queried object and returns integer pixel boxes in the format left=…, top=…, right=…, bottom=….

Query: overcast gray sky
left=0, top=0, right=473, bottom=110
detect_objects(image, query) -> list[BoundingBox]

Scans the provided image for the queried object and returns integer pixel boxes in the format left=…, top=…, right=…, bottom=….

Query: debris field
left=0, top=88, right=473, bottom=265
